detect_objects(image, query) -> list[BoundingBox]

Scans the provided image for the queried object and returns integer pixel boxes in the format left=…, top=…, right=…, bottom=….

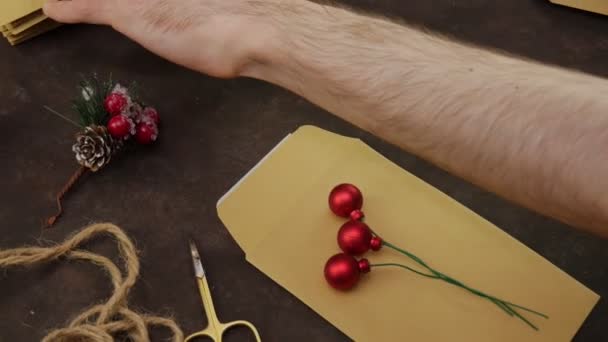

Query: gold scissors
left=186, top=240, right=262, bottom=342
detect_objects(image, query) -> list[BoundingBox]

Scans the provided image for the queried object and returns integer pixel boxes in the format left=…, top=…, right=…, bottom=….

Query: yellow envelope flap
left=217, top=125, right=599, bottom=341
left=218, top=127, right=358, bottom=252
left=0, top=0, right=44, bottom=27
left=550, top=0, right=608, bottom=15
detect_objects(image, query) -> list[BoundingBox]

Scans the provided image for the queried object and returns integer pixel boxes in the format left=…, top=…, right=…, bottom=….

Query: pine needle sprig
left=73, top=74, right=114, bottom=126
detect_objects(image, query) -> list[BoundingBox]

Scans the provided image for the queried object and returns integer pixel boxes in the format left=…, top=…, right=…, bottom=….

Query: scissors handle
left=222, top=320, right=262, bottom=342
left=185, top=329, right=215, bottom=342
left=184, top=320, right=261, bottom=342
left=186, top=277, right=262, bottom=341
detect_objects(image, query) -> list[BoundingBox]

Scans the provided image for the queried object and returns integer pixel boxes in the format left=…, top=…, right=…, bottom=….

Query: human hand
left=43, top=0, right=281, bottom=78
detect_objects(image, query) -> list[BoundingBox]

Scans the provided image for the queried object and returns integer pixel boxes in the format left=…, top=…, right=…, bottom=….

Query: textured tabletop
left=0, top=1, right=607, bottom=341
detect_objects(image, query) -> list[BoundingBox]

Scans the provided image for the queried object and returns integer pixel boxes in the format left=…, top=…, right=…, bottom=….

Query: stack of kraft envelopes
left=1, top=1, right=60, bottom=46
left=549, top=0, right=607, bottom=15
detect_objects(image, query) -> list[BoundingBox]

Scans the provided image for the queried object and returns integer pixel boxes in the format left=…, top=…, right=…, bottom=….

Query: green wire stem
left=371, top=239, right=548, bottom=330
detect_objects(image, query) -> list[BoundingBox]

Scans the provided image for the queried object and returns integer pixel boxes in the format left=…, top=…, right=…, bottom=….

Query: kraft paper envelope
left=217, top=125, right=599, bottom=341
left=0, top=1, right=57, bottom=45
left=0, top=0, right=44, bottom=26
left=5, top=19, right=59, bottom=46
left=6, top=10, right=47, bottom=35
left=550, top=0, right=608, bottom=15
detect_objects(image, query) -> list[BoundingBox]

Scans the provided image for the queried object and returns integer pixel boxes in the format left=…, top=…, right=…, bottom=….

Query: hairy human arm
left=242, top=1, right=608, bottom=236
left=44, top=0, right=608, bottom=236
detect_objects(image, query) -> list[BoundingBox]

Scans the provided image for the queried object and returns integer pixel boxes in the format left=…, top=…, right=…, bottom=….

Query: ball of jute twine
left=0, top=223, right=184, bottom=341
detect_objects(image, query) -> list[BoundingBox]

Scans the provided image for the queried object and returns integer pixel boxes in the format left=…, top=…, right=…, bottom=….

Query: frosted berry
left=142, top=107, right=160, bottom=125
left=135, top=122, right=158, bottom=144
left=107, top=115, right=132, bottom=139
left=104, top=93, right=128, bottom=116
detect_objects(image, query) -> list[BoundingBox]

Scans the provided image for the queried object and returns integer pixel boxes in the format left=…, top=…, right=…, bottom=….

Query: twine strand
left=0, top=223, right=184, bottom=341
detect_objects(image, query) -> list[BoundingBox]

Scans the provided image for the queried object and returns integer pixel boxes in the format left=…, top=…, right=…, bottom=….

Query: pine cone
left=72, top=125, right=122, bottom=172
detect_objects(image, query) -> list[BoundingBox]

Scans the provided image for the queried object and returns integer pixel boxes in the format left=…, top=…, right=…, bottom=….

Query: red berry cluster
left=104, top=85, right=160, bottom=144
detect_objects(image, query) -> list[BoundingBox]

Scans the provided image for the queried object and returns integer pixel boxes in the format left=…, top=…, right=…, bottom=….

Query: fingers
left=43, top=0, right=111, bottom=24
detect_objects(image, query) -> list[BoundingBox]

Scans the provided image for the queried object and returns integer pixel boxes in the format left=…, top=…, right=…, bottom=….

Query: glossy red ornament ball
left=324, top=253, right=368, bottom=290
left=107, top=115, right=132, bottom=139
left=104, top=92, right=128, bottom=116
left=329, top=183, right=363, bottom=217
left=142, top=107, right=160, bottom=125
left=337, top=220, right=373, bottom=255
left=135, top=122, right=158, bottom=145
left=370, top=236, right=383, bottom=251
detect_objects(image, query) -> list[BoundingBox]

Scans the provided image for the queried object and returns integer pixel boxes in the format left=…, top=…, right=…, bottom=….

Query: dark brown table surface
left=1, top=1, right=607, bottom=341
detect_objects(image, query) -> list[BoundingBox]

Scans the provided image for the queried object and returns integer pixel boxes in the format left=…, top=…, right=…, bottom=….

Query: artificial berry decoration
left=129, top=102, right=143, bottom=119
left=349, top=209, right=364, bottom=221
left=323, top=183, right=549, bottom=330
left=337, top=220, right=373, bottom=255
left=370, top=236, right=383, bottom=251
left=135, top=122, right=158, bottom=145
left=328, top=183, right=363, bottom=218
left=357, top=258, right=371, bottom=274
left=107, top=114, right=132, bottom=139
left=104, top=92, right=128, bottom=116
left=142, top=107, right=160, bottom=125
left=324, top=253, right=370, bottom=290
left=45, top=76, right=164, bottom=229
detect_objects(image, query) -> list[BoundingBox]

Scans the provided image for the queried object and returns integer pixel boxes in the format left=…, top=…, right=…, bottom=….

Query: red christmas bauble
left=107, top=115, right=132, bottom=139
left=337, top=220, right=373, bottom=255
left=329, top=183, right=363, bottom=217
left=324, top=253, right=364, bottom=290
left=104, top=92, right=128, bottom=116
left=135, top=122, right=158, bottom=145
left=370, top=236, right=383, bottom=251
left=142, top=107, right=160, bottom=125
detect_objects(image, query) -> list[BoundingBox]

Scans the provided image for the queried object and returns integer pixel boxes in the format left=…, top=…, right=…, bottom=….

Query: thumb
left=43, top=0, right=110, bottom=24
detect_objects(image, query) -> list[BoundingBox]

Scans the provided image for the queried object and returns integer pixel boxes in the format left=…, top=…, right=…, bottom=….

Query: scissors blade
left=189, top=239, right=206, bottom=279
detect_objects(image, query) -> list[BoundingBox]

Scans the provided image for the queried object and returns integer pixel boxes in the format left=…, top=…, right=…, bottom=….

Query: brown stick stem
left=45, top=166, right=88, bottom=228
